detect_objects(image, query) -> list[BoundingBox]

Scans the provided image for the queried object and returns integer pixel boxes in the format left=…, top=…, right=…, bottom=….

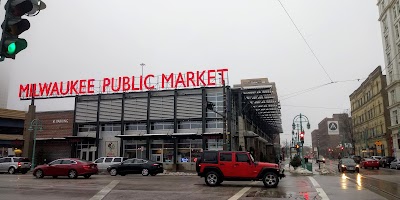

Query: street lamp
left=28, top=118, right=42, bottom=170
left=292, top=113, right=311, bottom=168
left=140, top=63, right=145, bottom=78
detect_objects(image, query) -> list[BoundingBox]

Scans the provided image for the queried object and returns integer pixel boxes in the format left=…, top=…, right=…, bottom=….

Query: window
left=389, top=70, right=394, bottom=83
left=391, top=90, right=396, bottom=104
left=394, top=6, right=398, bottom=19
left=383, top=17, right=388, bottom=32
left=151, top=122, right=173, bottom=130
left=134, top=159, right=145, bottom=164
left=206, top=120, right=223, bottom=128
left=203, top=152, right=218, bottom=162
left=50, top=160, right=62, bottom=165
left=236, top=153, right=250, bottom=162
left=207, top=139, right=223, bottom=150
left=178, top=121, right=202, bottom=129
left=95, top=158, right=104, bottom=163
left=126, top=123, right=147, bottom=131
left=220, top=153, right=232, bottom=161
left=104, top=158, right=113, bottom=163
left=101, top=124, right=121, bottom=131
left=396, top=24, right=400, bottom=38
left=61, top=160, right=75, bottom=164
left=113, top=158, right=122, bottom=162
left=387, top=52, right=391, bottom=61
left=206, top=92, right=224, bottom=118
left=124, top=140, right=147, bottom=159
left=78, top=124, right=96, bottom=132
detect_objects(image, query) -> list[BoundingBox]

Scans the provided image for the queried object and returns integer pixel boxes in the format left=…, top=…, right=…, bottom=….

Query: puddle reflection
left=356, top=174, right=362, bottom=190
left=341, top=174, right=348, bottom=189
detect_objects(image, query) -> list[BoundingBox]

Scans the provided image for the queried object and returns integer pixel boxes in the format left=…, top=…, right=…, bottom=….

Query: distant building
left=349, top=66, right=391, bottom=157
left=311, top=114, right=352, bottom=159
left=377, top=0, right=400, bottom=157
left=0, top=108, right=25, bottom=157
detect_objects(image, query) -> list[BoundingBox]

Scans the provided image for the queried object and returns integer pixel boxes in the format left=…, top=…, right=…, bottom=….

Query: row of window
left=78, top=120, right=224, bottom=132
left=353, top=104, right=383, bottom=125
left=351, top=82, right=380, bottom=111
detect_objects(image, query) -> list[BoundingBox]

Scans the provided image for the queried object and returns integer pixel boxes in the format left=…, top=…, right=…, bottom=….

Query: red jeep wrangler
left=196, top=151, right=285, bottom=188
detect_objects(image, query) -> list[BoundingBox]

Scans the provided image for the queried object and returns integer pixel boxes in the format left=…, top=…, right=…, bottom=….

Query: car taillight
left=18, top=162, right=21, bottom=167
left=152, top=164, right=159, bottom=166
left=83, top=165, right=91, bottom=170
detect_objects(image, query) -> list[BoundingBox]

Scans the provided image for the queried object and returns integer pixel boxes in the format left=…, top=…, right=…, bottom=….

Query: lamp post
left=292, top=113, right=311, bottom=167
left=140, top=63, right=145, bottom=78
left=28, top=118, right=42, bottom=170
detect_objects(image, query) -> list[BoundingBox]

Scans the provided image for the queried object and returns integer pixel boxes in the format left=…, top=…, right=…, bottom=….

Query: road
left=0, top=164, right=399, bottom=200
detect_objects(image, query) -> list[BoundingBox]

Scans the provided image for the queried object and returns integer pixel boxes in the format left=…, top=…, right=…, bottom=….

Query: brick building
left=32, top=111, right=74, bottom=164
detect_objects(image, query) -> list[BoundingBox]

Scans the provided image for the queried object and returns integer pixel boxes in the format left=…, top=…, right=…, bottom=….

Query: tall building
left=349, top=66, right=391, bottom=157
left=311, top=114, right=352, bottom=159
left=377, top=0, right=400, bottom=157
left=0, top=67, right=9, bottom=108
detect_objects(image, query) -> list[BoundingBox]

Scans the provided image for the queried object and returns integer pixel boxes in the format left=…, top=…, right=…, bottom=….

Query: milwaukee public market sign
left=19, top=69, right=229, bottom=99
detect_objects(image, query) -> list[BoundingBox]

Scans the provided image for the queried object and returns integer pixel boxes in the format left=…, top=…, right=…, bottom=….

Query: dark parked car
left=33, top=158, right=98, bottom=179
left=338, top=158, right=359, bottom=173
left=107, top=158, right=163, bottom=176
left=379, top=156, right=395, bottom=168
left=351, top=155, right=362, bottom=164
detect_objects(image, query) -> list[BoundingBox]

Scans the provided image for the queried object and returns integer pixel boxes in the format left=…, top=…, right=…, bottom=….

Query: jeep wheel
left=205, top=171, right=220, bottom=187
left=263, top=172, right=279, bottom=188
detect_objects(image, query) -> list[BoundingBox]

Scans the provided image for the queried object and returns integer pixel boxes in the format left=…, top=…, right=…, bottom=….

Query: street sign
left=327, top=121, right=339, bottom=135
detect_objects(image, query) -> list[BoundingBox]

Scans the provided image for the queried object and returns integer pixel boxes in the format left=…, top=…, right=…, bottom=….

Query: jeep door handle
left=220, top=163, right=225, bottom=165
left=234, top=164, right=239, bottom=167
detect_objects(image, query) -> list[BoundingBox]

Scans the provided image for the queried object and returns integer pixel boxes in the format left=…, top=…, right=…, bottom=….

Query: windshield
left=341, top=159, right=356, bottom=164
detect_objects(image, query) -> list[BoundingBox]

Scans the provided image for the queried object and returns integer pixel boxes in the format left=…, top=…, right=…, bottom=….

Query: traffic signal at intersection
left=300, top=131, right=304, bottom=144
left=0, top=0, right=46, bottom=60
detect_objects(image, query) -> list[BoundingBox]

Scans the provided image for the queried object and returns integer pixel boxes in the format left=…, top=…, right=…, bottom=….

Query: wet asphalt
left=0, top=162, right=398, bottom=200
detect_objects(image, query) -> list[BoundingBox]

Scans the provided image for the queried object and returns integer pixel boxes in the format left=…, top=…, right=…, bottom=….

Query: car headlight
left=356, top=165, right=359, bottom=168
left=341, top=165, right=345, bottom=168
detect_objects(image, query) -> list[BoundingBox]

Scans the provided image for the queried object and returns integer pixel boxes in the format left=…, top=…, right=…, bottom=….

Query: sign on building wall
left=327, top=121, right=339, bottom=135
left=105, top=141, right=118, bottom=157
left=18, top=68, right=229, bottom=99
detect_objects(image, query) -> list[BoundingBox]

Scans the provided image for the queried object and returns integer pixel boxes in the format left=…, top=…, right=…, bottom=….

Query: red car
left=360, top=158, right=380, bottom=169
left=33, top=158, right=98, bottom=179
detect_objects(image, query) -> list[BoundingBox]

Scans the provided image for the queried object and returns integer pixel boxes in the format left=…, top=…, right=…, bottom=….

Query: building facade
left=350, top=66, right=391, bottom=157
left=71, top=84, right=281, bottom=171
left=311, top=114, right=352, bottom=159
left=0, top=108, right=25, bottom=157
left=32, top=111, right=74, bottom=165
left=377, top=0, right=400, bottom=157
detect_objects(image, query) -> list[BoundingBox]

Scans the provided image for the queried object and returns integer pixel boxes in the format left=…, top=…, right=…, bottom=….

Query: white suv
left=94, top=157, right=128, bottom=170
left=0, top=157, right=31, bottom=174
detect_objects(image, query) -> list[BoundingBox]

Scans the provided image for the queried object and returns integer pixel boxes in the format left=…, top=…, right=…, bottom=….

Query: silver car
left=389, top=158, right=400, bottom=169
left=0, top=157, right=31, bottom=174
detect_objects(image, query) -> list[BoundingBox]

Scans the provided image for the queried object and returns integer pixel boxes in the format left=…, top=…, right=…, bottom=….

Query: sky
left=0, top=0, right=385, bottom=146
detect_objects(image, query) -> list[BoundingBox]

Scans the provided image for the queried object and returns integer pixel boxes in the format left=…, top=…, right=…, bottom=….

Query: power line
left=281, top=104, right=346, bottom=110
left=280, top=78, right=364, bottom=101
left=277, top=0, right=334, bottom=83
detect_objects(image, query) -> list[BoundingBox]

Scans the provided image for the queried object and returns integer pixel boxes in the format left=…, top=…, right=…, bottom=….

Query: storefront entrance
left=80, top=148, right=96, bottom=161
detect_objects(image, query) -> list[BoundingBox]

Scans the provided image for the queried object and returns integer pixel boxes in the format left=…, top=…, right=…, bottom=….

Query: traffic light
left=341, top=146, right=344, bottom=151
left=300, top=131, right=304, bottom=144
left=0, top=0, right=46, bottom=60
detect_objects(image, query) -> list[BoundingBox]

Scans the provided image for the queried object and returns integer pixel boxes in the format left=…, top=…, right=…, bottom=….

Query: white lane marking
left=227, top=181, right=259, bottom=200
left=308, top=177, right=330, bottom=200
left=89, top=180, right=120, bottom=200
left=228, top=187, right=251, bottom=200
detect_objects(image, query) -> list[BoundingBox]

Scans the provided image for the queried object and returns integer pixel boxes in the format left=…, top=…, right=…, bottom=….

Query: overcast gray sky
left=0, top=0, right=384, bottom=146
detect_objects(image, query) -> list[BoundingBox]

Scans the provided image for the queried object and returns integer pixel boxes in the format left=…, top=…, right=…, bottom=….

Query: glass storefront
left=151, top=139, right=174, bottom=163
left=206, top=139, right=223, bottom=151
left=124, top=140, right=147, bottom=159
left=177, top=139, right=202, bottom=163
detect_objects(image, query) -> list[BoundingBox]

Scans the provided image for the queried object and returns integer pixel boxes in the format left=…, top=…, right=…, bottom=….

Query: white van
left=94, top=157, right=128, bottom=170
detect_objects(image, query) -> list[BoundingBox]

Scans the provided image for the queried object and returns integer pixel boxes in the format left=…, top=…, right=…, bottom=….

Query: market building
left=73, top=81, right=281, bottom=170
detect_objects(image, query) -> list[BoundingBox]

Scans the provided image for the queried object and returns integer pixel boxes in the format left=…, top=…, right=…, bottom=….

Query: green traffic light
left=7, top=42, right=16, bottom=54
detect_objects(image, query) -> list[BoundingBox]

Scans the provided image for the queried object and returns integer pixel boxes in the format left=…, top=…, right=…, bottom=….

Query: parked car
left=360, top=158, right=380, bottom=169
left=0, top=157, right=31, bottom=174
left=94, top=157, right=128, bottom=170
left=33, top=158, right=98, bottom=179
left=351, top=155, right=362, bottom=164
left=379, top=156, right=395, bottom=168
left=107, top=158, right=163, bottom=176
left=389, top=158, right=400, bottom=169
left=370, top=156, right=382, bottom=161
left=338, top=158, right=359, bottom=173
left=196, top=151, right=285, bottom=188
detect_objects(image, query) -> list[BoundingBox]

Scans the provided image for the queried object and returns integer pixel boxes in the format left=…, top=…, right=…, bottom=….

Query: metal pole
left=222, top=79, right=227, bottom=151
left=31, top=126, right=37, bottom=170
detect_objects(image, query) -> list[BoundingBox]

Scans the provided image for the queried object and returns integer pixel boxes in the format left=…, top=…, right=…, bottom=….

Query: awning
left=36, top=138, right=66, bottom=141
left=203, top=132, right=222, bottom=135
left=172, top=133, right=199, bottom=136
left=244, top=131, right=259, bottom=138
